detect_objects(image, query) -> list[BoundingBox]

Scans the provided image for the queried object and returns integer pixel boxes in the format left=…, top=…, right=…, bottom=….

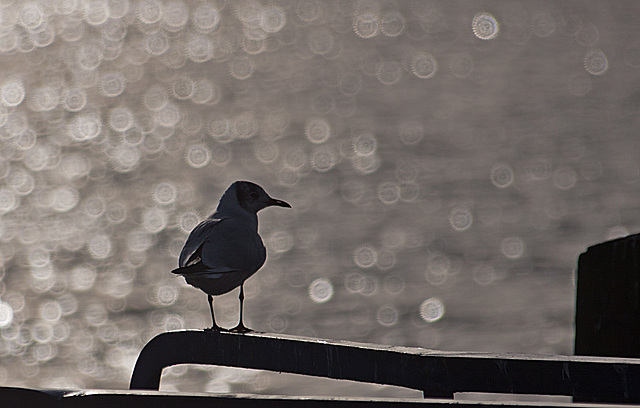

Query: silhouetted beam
left=130, top=330, right=640, bottom=403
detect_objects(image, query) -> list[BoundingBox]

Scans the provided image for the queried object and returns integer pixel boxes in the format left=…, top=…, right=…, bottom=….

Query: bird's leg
left=231, top=283, right=251, bottom=333
left=205, top=294, right=223, bottom=331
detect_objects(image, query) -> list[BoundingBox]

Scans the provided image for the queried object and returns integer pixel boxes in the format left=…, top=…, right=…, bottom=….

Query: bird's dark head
left=231, top=181, right=291, bottom=214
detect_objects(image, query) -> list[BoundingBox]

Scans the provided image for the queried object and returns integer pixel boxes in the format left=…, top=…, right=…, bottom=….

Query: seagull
left=171, top=181, right=291, bottom=332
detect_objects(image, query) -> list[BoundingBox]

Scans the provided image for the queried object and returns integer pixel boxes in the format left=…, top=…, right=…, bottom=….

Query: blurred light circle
left=192, top=79, right=218, bottom=105
left=62, top=88, right=87, bottom=112
left=0, top=31, right=17, bottom=53
left=143, top=207, right=168, bottom=233
left=0, top=189, right=18, bottom=213
left=584, top=49, right=608, bottom=76
left=360, top=276, right=378, bottom=296
left=305, top=118, right=331, bottom=144
left=88, top=234, right=112, bottom=259
left=30, top=87, right=59, bottom=111
left=1, top=80, right=25, bottom=107
left=32, top=321, right=54, bottom=343
left=144, top=31, right=170, bottom=56
left=51, top=187, right=79, bottom=212
left=260, top=6, right=286, bottom=33
left=207, top=116, right=231, bottom=143
left=376, top=249, right=396, bottom=269
left=449, top=53, right=474, bottom=78
left=171, top=76, right=195, bottom=100
left=143, top=85, right=168, bottom=111
left=310, top=146, right=336, bottom=172
left=377, top=181, right=401, bottom=205
left=83, top=195, right=105, bottom=218
left=187, top=35, right=213, bottom=63
left=28, top=246, right=50, bottom=268
left=269, top=230, right=294, bottom=254
left=18, top=3, right=45, bottom=31
left=449, top=207, right=473, bottom=231
left=210, top=145, right=232, bottom=166
left=138, top=0, right=162, bottom=24
left=106, top=201, right=127, bottom=224
left=153, top=182, right=177, bottom=205
left=473, top=264, right=496, bottom=286
left=229, top=57, right=254, bottom=80
left=398, top=121, right=424, bottom=145
left=163, top=1, right=189, bottom=31
left=156, top=102, right=181, bottom=127
left=472, top=13, right=499, bottom=40
left=381, top=11, right=405, bottom=37
left=553, top=167, right=577, bottom=190
left=102, top=18, right=127, bottom=41
left=58, top=153, right=91, bottom=179
left=308, top=28, right=334, bottom=56
left=352, top=153, right=380, bottom=174
left=5, top=112, right=27, bottom=137
left=575, top=22, right=599, bottom=47
left=110, top=144, right=141, bottom=172
left=501, top=237, right=525, bottom=259
left=308, top=278, right=333, bottom=303
left=254, top=141, right=279, bottom=164
left=185, top=144, right=211, bottom=168
left=353, top=12, right=379, bottom=38
left=490, top=163, right=514, bottom=188
left=410, top=52, right=437, bottom=79
left=242, top=34, right=266, bottom=55
left=420, top=298, right=445, bottom=323
left=157, top=285, right=178, bottom=306
left=426, top=253, right=450, bottom=285
left=101, top=72, right=126, bottom=97
left=17, top=30, right=36, bottom=53
left=178, top=211, right=199, bottom=233
left=531, top=10, right=555, bottom=37
left=69, top=114, right=102, bottom=142
left=377, top=305, right=398, bottom=327
left=109, top=107, right=134, bottom=132
left=567, top=72, right=592, bottom=97
left=14, top=128, right=36, bottom=150
left=283, top=146, right=307, bottom=170
left=353, top=133, right=377, bottom=156
left=40, top=301, right=62, bottom=323
left=383, top=275, right=404, bottom=294
left=7, top=167, right=34, bottom=195
left=376, top=61, right=402, bottom=85
left=85, top=0, right=110, bottom=26
left=76, top=43, right=103, bottom=71
left=400, top=182, right=419, bottom=202
left=192, top=3, right=220, bottom=32
left=353, top=244, right=377, bottom=268
left=0, top=302, right=13, bottom=328
left=338, top=72, right=362, bottom=96
left=231, top=113, right=257, bottom=140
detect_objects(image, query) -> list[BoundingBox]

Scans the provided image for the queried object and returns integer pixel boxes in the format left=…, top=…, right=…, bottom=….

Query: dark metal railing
left=129, top=329, right=640, bottom=403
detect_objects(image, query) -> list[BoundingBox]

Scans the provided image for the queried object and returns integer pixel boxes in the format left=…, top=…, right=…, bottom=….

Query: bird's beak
left=270, top=198, right=291, bottom=208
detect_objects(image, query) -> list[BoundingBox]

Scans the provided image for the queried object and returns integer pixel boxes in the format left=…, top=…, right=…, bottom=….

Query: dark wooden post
left=575, top=233, right=640, bottom=357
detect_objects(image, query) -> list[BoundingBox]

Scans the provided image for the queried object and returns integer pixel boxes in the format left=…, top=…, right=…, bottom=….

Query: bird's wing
left=201, top=219, right=267, bottom=274
left=178, top=217, right=228, bottom=268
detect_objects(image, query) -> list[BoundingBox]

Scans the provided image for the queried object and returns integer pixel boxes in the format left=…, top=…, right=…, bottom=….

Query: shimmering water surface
left=0, top=0, right=636, bottom=398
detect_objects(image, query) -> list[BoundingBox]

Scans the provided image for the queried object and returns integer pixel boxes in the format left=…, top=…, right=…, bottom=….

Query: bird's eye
left=250, top=192, right=259, bottom=199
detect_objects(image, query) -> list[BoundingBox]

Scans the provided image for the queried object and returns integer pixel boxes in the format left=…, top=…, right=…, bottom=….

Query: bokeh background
left=0, top=0, right=637, bottom=398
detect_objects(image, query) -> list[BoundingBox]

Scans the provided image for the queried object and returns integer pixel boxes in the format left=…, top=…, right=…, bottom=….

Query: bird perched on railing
left=171, top=181, right=291, bottom=332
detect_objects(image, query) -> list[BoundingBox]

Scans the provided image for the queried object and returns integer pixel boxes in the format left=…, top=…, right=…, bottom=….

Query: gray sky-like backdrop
left=0, top=0, right=637, bottom=398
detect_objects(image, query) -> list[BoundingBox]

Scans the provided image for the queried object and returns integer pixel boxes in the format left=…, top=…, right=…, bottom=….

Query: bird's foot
left=204, top=324, right=226, bottom=332
left=230, top=324, right=252, bottom=333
